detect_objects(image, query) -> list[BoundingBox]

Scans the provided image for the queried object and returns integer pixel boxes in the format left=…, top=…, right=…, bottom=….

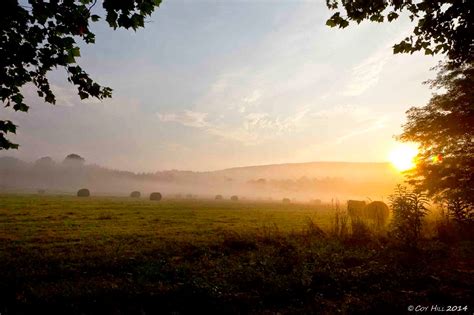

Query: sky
left=1, top=0, right=442, bottom=172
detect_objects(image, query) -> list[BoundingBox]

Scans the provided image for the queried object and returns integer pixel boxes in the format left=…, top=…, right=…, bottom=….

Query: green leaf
left=91, top=14, right=100, bottom=22
left=45, top=94, right=55, bottom=103
left=11, top=94, right=24, bottom=103
left=387, top=12, right=399, bottom=22
left=78, top=91, right=89, bottom=99
left=0, top=121, right=17, bottom=134
left=13, top=103, right=29, bottom=112
left=71, top=47, right=81, bottom=57
left=326, top=19, right=337, bottom=27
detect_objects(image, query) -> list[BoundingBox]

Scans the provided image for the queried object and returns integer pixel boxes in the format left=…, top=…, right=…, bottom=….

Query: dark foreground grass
left=0, top=195, right=472, bottom=314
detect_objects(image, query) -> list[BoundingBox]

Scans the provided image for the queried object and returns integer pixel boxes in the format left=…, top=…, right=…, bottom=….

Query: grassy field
left=0, top=194, right=472, bottom=314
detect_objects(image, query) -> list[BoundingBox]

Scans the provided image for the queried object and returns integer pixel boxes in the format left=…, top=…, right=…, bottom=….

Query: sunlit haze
left=389, top=143, right=418, bottom=172
left=0, top=1, right=439, bottom=172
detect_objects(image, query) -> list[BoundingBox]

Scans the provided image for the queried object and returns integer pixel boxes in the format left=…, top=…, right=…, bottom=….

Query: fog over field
left=0, top=154, right=402, bottom=202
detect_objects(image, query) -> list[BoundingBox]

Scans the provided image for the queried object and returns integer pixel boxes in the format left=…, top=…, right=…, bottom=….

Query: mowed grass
left=0, top=194, right=472, bottom=314
left=0, top=194, right=331, bottom=245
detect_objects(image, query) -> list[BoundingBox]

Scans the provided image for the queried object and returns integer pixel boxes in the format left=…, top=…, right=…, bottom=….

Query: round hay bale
left=347, top=200, right=366, bottom=218
left=149, top=192, right=162, bottom=201
left=215, top=194, right=223, bottom=200
left=282, top=198, right=291, bottom=204
left=230, top=195, right=239, bottom=201
left=130, top=191, right=141, bottom=198
left=364, top=201, right=389, bottom=227
left=77, top=188, right=90, bottom=197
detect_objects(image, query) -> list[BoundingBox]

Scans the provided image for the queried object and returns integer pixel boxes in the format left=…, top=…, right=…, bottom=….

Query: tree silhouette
left=326, top=0, right=473, bottom=66
left=64, top=153, right=85, bottom=165
left=399, top=62, right=474, bottom=224
left=1, top=0, right=162, bottom=150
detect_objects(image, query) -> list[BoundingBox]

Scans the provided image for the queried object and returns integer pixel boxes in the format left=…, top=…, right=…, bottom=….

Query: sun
left=389, top=143, right=418, bottom=172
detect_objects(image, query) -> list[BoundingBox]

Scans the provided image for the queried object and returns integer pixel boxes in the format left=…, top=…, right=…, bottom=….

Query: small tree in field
left=389, top=185, right=429, bottom=248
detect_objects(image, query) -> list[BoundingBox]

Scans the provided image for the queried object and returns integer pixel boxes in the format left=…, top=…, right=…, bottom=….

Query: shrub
left=230, top=195, right=239, bottom=201
left=77, top=188, right=90, bottom=197
left=445, top=196, right=474, bottom=233
left=389, top=185, right=429, bottom=248
left=37, top=189, right=45, bottom=195
left=435, top=208, right=459, bottom=243
left=350, top=217, right=372, bottom=241
left=149, top=192, right=162, bottom=201
left=130, top=191, right=141, bottom=198
left=282, top=198, right=291, bottom=204
left=331, top=209, right=349, bottom=238
left=215, top=194, right=223, bottom=200
left=304, top=217, right=326, bottom=238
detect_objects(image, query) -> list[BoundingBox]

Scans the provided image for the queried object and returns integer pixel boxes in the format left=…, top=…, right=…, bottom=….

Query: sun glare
left=389, top=144, right=418, bottom=172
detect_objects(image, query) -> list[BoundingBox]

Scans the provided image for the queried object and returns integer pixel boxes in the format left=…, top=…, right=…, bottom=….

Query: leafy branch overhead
left=326, top=0, right=473, bottom=66
left=0, top=0, right=162, bottom=150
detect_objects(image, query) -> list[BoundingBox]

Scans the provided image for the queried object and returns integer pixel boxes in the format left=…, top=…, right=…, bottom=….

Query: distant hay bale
left=230, top=195, right=239, bottom=201
left=149, top=192, right=162, bottom=201
left=215, top=194, right=223, bottom=200
left=347, top=200, right=366, bottom=218
left=364, top=201, right=390, bottom=228
left=37, top=189, right=45, bottom=195
left=282, top=198, right=291, bottom=204
left=130, top=191, right=141, bottom=198
left=77, top=188, right=90, bottom=197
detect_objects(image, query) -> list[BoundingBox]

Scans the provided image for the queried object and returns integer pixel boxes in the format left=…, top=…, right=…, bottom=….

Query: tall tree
left=326, top=0, right=473, bottom=66
left=1, top=0, right=162, bottom=150
left=398, top=62, right=474, bottom=224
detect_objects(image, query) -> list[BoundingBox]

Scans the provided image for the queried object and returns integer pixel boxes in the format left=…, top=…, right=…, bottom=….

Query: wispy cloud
left=157, top=106, right=310, bottom=146
left=157, top=110, right=209, bottom=128
left=336, top=116, right=388, bottom=144
left=343, top=48, right=391, bottom=96
left=243, top=107, right=309, bottom=133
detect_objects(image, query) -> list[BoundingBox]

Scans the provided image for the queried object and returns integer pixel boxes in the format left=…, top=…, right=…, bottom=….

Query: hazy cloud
left=157, top=110, right=210, bottom=128
left=343, top=48, right=391, bottom=96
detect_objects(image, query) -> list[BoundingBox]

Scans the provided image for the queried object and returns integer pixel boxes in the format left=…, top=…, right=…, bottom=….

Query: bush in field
left=389, top=185, right=429, bottom=248
left=186, top=194, right=193, bottom=199
left=149, top=192, right=162, bottom=201
left=77, top=188, right=90, bottom=197
left=305, top=217, right=326, bottom=238
left=332, top=209, right=349, bottom=238
left=230, top=195, right=239, bottom=201
left=215, top=194, right=223, bottom=200
left=444, top=197, right=474, bottom=234
left=435, top=208, right=459, bottom=243
left=350, top=217, right=372, bottom=241
left=37, top=189, right=45, bottom=195
left=282, top=198, right=291, bottom=204
left=130, top=191, right=141, bottom=198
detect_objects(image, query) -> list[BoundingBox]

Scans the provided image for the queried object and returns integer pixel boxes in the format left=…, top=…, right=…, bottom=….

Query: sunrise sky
left=1, top=0, right=441, bottom=172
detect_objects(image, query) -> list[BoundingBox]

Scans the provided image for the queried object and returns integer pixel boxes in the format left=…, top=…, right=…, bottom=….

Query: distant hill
left=214, top=161, right=402, bottom=182
left=0, top=156, right=403, bottom=200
